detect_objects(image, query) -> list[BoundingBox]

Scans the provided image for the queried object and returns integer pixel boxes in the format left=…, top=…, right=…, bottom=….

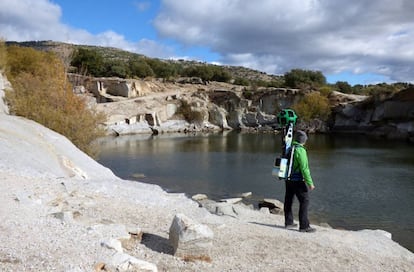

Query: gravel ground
left=1, top=170, right=414, bottom=272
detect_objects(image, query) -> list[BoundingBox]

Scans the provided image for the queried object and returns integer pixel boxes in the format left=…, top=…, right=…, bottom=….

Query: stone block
left=111, top=252, right=158, bottom=272
left=169, top=213, right=214, bottom=260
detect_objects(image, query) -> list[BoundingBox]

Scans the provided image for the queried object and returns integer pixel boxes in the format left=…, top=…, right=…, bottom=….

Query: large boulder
left=258, top=198, right=284, bottom=214
left=169, top=213, right=214, bottom=261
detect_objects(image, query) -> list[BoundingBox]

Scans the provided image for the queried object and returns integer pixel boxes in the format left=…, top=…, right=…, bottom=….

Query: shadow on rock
left=140, top=233, right=174, bottom=255
left=249, top=221, right=296, bottom=231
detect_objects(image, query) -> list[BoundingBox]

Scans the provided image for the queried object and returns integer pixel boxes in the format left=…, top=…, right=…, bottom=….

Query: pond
left=96, top=131, right=414, bottom=252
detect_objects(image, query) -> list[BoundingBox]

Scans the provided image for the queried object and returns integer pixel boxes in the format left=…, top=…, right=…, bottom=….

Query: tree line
left=70, top=48, right=411, bottom=97
left=70, top=48, right=232, bottom=82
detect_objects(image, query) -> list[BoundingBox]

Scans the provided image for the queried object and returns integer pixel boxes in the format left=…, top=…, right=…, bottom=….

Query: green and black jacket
left=289, top=141, right=314, bottom=187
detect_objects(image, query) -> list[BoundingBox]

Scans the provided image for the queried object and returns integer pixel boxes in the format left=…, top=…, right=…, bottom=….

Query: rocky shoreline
left=2, top=74, right=414, bottom=271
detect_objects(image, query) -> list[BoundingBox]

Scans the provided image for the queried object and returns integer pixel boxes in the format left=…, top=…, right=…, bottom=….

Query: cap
left=295, top=130, right=308, bottom=144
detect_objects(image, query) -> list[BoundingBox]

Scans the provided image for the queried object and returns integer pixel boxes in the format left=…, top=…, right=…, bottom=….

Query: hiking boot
left=285, top=223, right=298, bottom=229
left=299, top=227, right=316, bottom=233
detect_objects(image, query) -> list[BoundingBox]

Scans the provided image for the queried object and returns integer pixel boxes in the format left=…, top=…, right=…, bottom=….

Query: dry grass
left=182, top=255, right=212, bottom=263
left=4, top=45, right=106, bottom=157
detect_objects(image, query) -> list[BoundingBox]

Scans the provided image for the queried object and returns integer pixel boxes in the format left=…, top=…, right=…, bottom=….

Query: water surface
left=96, top=132, right=414, bottom=252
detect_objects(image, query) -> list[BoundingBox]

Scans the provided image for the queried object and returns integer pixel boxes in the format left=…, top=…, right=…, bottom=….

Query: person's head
left=295, top=130, right=308, bottom=144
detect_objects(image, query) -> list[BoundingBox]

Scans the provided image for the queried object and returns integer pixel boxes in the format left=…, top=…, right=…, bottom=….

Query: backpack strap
left=287, top=144, right=305, bottom=181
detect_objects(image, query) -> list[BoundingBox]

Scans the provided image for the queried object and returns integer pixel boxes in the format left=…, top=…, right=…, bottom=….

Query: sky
left=0, top=0, right=413, bottom=86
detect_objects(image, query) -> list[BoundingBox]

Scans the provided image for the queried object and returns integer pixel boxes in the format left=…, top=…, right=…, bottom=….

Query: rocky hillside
left=6, top=40, right=281, bottom=83
left=67, top=73, right=319, bottom=135
left=73, top=72, right=413, bottom=142
left=6, top=41, right=414, bottom=141
left=330, top=87, right=414, bottom=141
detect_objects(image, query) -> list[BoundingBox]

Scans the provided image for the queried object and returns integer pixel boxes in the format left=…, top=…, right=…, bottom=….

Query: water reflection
left=96, top=132, right=414, bottom=252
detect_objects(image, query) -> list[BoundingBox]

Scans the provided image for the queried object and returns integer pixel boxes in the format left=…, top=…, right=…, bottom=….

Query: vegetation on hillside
left=8, top=41, right=413, bottom=98
left=0, top=40, right=6, bottom=70
left=9, top=41, right=413, bottom=94
left=292, top=92, right=331, bottom=122
left=70, top=47, right=232, bottom=82
left=3, top=43, right=106, bottom=157
left=284, top=69, right=327, bottom=89
left=176, top=100, right=204, bottom=124
left=4, top=41, right=413, bottom=128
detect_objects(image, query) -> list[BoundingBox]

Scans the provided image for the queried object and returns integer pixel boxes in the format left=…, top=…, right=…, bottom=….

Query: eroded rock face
left=67, top=73, right=413, bottom=139
left=85, top=78, right=306, bottom=134
left=68, top=73, right=158, bottom=100
left=330, top=88, right=414, bottom=141
left=328, top=91, right=368, bottom=107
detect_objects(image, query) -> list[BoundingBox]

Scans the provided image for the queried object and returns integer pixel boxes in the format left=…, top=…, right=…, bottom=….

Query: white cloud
left=154, top=0, right=414, bottom=82
left=0, top=0, right=174, bottom=60
left=134, top=39, right=175, bottom=58
left=0, top=0, right=62, bottom=41
left=134, top=1, right=151, bottom=12
left=1, top=0, right=413, bottom=84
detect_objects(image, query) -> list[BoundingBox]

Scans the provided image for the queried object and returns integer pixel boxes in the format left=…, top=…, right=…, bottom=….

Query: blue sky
left=1, top=0, right=413, bottom=85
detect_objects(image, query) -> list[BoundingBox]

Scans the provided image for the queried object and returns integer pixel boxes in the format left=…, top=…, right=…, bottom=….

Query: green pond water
left=96, top=132, right=414, bottom=252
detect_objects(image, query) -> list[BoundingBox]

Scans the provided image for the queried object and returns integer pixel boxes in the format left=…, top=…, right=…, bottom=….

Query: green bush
left=251, top=79, right=269, bottom=87
left=128, top=57, right=154, bottom=78
left=177, top=100, right=204, bottom=124
left=103, top=59, right=129, bottom=78
left=318, top=85, right=333, bottom=97
left=234, top=77, right=250, bottom=86
left=267, top=79, right=284, bottom=88
left=145, top=58, right=179, bottom=78
left=71, top=48, right=105, bottom=76
left=292, top=92, right=331, bottom=122
left=242, top=89, right=253, bottom=99
left=334, top=81, right=353, bottom=94
left=182, top=65, right=231, bottom=83
left=183, top=65, right=214, bottom=81
left=210, top=66, right=231, bottom=82
left=5, top=45, right=106, bottom=156
left=284, top=69, right=326, bottom=88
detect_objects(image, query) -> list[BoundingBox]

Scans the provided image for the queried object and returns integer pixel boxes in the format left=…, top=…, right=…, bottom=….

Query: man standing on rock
left=284, top=130, right=316, bottom=233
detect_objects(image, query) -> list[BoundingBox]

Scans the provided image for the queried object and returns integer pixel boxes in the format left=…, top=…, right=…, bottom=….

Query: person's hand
left=309, top=184, right=315, bottom=191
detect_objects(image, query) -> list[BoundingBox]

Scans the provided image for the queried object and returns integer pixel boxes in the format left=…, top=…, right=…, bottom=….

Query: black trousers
left=284, top=180, right=310, bottom=229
